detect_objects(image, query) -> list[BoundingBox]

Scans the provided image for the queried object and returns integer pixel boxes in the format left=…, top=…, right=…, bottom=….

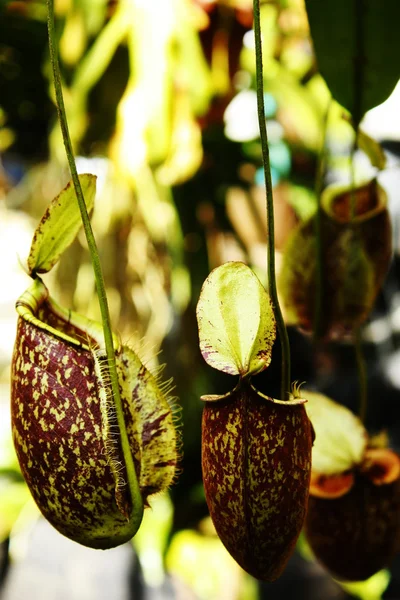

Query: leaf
left=155, top=90, right=203, bottom=186
left=339, top=570, right=390, bottom=600
left=304, top=391, right=367, bottom=475
left=27, top=173, right=96, bottom=275
left=196, top=262, right=276, bottom=377
left=0, top=480, right=32, bottom=542
left=305, top=0, right=400, bottom=122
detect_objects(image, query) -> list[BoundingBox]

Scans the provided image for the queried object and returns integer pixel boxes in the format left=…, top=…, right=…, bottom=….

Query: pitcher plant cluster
left=8, top=0, right=400, bottom=590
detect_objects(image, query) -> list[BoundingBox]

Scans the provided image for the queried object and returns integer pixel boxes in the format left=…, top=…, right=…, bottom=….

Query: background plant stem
left=47, top=0, right=143, bottom=529
left=313, top=98, right=331, bottom=340
left=349, top=129, right=368, bottom=423
left=355, top=326, right=368, bottom=423
left=253, top=0, right=290, bottom=398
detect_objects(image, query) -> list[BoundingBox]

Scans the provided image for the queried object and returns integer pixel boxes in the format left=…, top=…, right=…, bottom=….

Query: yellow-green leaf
left=0, top=480, right=32, bottom=542
left=339, top=570, right=390, bottom=600
left=196, top=262, right=276, bottom=377
left=305, top=390, right=367, bottom=475
left=27, top=173, right=96, bottom=275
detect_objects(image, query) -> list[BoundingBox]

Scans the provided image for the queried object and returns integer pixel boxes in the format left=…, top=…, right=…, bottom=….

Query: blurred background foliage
left=0, top=0, right=399, bottom=598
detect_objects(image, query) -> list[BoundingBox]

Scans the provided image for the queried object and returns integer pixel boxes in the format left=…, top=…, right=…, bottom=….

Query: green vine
left=355, top=326, right=368, bottom=423
left=253, top=0, right=291, bottom=398
left=47, top=0, right=144, bottom=528
left=349, top=128, right=368, bottom=423
left=313, top=98, right=331, bottom=340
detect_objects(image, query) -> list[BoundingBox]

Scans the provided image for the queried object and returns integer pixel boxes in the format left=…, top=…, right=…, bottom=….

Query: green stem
left=353, top=0, right=365, bottom=129
left=349, top=134, right=358, bottom=220
left=313, top=98, right=331, bottom=340
left=47, top=0, right=144, bottom=530
left=355, top=327, right=368, bottom=423
left=253, top=0, right=290, bottom=398
left=349, top=128, right=368, bottom=423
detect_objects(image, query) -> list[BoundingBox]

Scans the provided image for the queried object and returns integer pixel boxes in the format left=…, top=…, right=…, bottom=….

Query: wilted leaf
left=165, top=529, right=249, bottom=599
left=305, top=0, right=400, bottom=122
left=196, top=262, right=276, bottom=377
left=305, top=390, right=367, bottom=475
left=27, top=173, right=96, bottom=275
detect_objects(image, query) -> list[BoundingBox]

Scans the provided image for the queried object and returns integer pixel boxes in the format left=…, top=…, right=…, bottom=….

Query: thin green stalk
left=349, top=128, right=368, bottom=423
left=354, top=328, right=368, bottom=423
left=313, top=98, right=331, bottom=340
left=253, top=0, right=290, bottom=398
left=353, top=0, right=365, bottom=130
left=349, top=134, right=358, bottom=220
left=47, top=0, right=143, bottom=529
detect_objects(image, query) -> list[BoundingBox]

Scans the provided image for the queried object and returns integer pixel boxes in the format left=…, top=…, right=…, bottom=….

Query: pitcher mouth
left=15, top=277, right=120, bottom=352
left=322, top=178, right=387, bottom=225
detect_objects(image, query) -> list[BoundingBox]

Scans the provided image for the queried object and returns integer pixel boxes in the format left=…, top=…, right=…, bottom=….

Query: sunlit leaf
left=27, top=174, right=96, bottom=275
left=266, top=66, right=323, bottom=151
left=156, top=91, right=203, bottom=186
left=60, top=8, right=87, bottom=66
left=196, top=262, right=276, bottom=377
left=305, top=390, right=367, bottom=475
left=0, top=480, right=32, bottom=542
left=339, top=569, right=390, bottom=600
left=305, top=0, right=400, bottom=122
left=133, top=493, right=174, bottom=586
left=166, top=529, right=257, bottom=600
left=287, top=184, right=317, bottom=222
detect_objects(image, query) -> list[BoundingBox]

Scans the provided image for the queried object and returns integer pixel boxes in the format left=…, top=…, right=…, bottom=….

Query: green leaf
left=27, top=173, right=96, bottom=275
left=304, top=391, right=367, bottom=475
left=339, top=570, right=390, bottom=600
left=305, top=0, right=400, bottom=122
left=0, top=479, right=32, bottom=542
left=196, top=262, right=276, bottom=377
